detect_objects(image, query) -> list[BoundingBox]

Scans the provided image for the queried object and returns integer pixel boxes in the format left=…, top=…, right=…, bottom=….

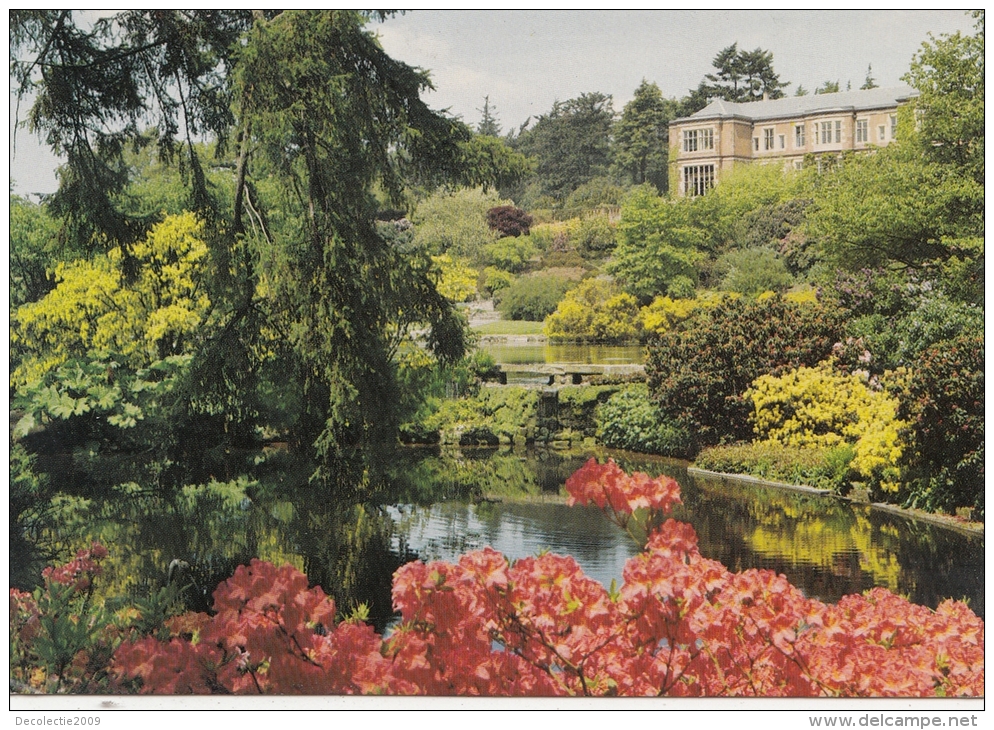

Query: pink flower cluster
left=41, top=542, right=108, bottom=592
left=565, top=457, right=681, bottom=516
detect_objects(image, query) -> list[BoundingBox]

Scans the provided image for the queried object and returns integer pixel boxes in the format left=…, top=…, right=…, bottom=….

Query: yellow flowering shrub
left=544, top=278, right=642, bottom=343
left=756, top=286, right=817, bottom=305
left=784, top=285, right=819, bottom=305
left=431, top=254, right=478, bottom=302
left=12, top=213, right=209, bottom=388
left=746, top=362, right=907, bottom=492
left=639, top=296, right=699, bottom=335
left=639, top=291, right=736, bottom=336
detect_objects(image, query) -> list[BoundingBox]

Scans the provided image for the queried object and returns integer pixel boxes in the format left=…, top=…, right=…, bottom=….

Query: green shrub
left=497, top=274, right=575, bottom=321
left=645, top=296, right=844, bottom=448
left=595, top=384, right=691, bottom=457
left=421, top=387, right=539, bottom=445
left=610, top=186, right=703, bottom=301
left=13, top=352, right=192, bottom=452
left=396, top=349, right=499, bottom=443
left=898, top=334, right=984, bottom=517
left=573, top=214, right=617, bottom=256
left=480, top=267, right=516, bottom=298
left=828, top=269, right=983, bottom=372
left=891, top=291, right=984, bottom=366
left=694, top=442, right=855, bottom=493
left=540, top=250, right=591, bottom=270
left=716, top=247, right=793, bottom=296
left=481, top=236, right=536, bottom=273
left=525, top=222, right=566, bottom=252
left=410, top=187, right=504, bottom=257
left=563, top=176, right=628, bottom=209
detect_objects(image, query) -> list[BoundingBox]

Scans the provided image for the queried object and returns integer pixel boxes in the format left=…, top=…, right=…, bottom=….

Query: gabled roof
left=673, top=86, right=917, bottom=124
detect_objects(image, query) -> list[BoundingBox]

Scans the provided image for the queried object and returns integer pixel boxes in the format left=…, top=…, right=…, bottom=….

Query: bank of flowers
left=10, top=459, right=983, bottom=696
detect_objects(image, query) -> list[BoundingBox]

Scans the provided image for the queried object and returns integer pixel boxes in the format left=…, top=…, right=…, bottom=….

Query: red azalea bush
left=112, top=561, right=391, bottom=694
left=11, top=461, right=985, bottom=696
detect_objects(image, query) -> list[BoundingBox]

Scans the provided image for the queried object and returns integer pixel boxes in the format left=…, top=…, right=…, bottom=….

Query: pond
left=22, top=446, right=984, bottom=633
left=478, top=339, right=644, bottom=366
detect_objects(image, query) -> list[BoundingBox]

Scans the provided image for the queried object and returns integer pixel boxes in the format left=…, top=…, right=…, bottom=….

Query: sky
left=8, top=9, right=976, bottom=199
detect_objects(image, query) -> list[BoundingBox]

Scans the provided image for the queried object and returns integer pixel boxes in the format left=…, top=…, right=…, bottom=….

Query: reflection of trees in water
left=384, top=447, right=545, bottom=503
left=684, top=475, right=984, bottom=617
left=390, top=501, right=637, bottom=591
left=295, top=499, right=412, bottom=633
left=32, top=467, right=414, bottom=632
left=24, top=446, right=985, bottom=636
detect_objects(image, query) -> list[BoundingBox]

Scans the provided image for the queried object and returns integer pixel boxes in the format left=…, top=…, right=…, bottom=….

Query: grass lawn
left=472, top=320, right=546, bottom=335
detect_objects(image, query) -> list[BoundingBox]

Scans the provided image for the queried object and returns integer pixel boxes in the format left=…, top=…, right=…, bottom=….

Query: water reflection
left=27, top=446, right=984, bottom=634
left=387, top=502, right=637, bottom=591
left=478, top=341, right=644, bottom=366
left=387, top=448, right=984, bottom=618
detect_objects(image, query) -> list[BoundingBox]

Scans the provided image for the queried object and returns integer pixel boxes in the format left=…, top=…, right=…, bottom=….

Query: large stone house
left=668, top=86, right=917, bottom=196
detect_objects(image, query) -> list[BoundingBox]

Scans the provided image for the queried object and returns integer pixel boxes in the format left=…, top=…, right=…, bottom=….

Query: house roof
left=672, top=86, right=918, bottom=124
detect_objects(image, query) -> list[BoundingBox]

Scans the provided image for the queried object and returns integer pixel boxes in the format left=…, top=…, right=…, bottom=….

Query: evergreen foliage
left=646, top=296, right=844, bottom=447
left=612, top=80, right=676, bottom=193
left=899, top=334, right=984, bottom=517
left=510, top=92, right=615, bottom=203
left=496, top=274, right=576, bottom=321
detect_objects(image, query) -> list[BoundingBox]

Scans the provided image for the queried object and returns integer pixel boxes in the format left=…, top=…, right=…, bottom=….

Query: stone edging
left=686, top=467, right=831, bottom=495
left=686, top=467, right=984, bottom=537
left=867, top=502, right=984, bottom=537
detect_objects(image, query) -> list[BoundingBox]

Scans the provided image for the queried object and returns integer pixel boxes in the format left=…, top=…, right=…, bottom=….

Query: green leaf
left=13, top=413, right=37, bottom=439
left=50, top=392, right=82, bottom=419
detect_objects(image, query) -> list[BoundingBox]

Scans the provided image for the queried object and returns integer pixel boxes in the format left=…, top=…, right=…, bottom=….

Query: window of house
left=779, top=134, right=785, bottom=149
left=764, top=128, right=774, bottom=151
left=795, top=124, right=805, bottom=147
left=683, top=128, right=715, bottom=152
left=683, top=164, right=715, bottom=197
left=879, top=125, right=886, bottom=141
left=855, top=119, right=868, bottom=143
left=820, top=121, right=833, bottom=145
left=834, top=120, right=841, bottom=144
left=753, top=137, right=759, bottom=152
left=890, top=114, right=898, bottom=140
left=683, top=129, right=698, bottom=152
left=793, top=159, right=803, bottom=171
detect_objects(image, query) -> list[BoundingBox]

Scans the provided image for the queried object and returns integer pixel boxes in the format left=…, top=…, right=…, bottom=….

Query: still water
left=28, top=447, right=984, bottom=631
left=478, top=340, right=644, bottom=366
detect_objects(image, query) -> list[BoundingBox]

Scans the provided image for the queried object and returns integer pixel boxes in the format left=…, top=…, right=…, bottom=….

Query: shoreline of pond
left=687, top=466, right=985, bottom=537
left=439, top=447, right=985, bottom=538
